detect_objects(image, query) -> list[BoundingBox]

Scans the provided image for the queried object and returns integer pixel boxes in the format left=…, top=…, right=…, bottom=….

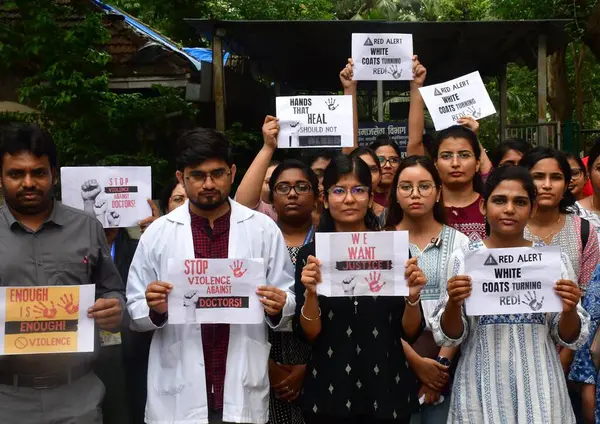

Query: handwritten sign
left=316, top=231, right=409, bottom=297
left=418, top=71, right=496, bottom=131
left=168, top=258, right=265, bottom=324
left=358, top=121, right=408, bottom=157
left=352, top=33, right=413, bottom=81
left=276, top=95, right=354, bottom=148
left=0, top=285, right=95, bottom=355
left=61, top=166, right=152, bottom=228
left=464, top=246, right=563, bottom=316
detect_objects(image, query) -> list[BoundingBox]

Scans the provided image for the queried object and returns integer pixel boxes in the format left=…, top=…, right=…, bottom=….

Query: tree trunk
left=582, top=1, right=600, bottom=61
left=546, top=46, right=573, bottom=122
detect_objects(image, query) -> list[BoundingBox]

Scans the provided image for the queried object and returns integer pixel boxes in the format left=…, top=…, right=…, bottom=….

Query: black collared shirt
left=0, top=201, right=125, bottom=374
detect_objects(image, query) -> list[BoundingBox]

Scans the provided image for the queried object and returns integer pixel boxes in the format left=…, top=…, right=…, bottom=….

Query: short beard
left=189, top=195, right=228, bottom=211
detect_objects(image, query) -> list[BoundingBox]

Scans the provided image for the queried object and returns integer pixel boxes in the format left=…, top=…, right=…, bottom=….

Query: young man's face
left=0, top=151, right=56, bottom=215
left=177, top=158, right=236, bottom=211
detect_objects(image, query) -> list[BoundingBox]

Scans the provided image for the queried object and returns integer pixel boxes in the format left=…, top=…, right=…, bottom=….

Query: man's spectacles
left=274, top=182, right=312, bottom=196
left=184, top=168, right=231, bottom=184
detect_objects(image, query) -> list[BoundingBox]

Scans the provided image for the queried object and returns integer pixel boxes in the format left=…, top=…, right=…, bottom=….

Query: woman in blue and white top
left=431, top=165, right=590, bottom=424
left=385, top=155, right=468, bottom=424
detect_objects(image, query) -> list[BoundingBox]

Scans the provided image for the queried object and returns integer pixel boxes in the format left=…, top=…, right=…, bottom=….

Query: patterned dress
left=524, top=213, right=600, bottom=294
left=569, top=264, right=600, bottom=424
left=268, top=245, right=311, bottom=424
left=293, top=242, right=423, bottom=423
left=574, top=201, right=600, bottom=236
left=430, top=240, right=591, bottom=424
left=445, top=196, right=487, bottom=242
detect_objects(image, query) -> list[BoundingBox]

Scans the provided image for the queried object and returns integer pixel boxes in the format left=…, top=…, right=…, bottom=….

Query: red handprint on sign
left=365, top=272, right=387, bottom=293
left=230, top=260, right=248, bottom=278
left=58, top=293, right=79, bottom=315
left=33, top=301, right=57, bottom=319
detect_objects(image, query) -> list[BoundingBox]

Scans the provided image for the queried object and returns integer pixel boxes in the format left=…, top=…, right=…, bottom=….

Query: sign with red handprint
left=168, top=258, right=266, bottom=325
left=0, top=285, right=95, bottom=355
left=316, top=231, right=409, bottom=297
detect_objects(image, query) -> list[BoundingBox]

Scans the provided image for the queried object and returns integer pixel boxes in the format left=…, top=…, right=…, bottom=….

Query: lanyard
left=303, top=226, right=315, bottom=246
left=110, top=242, right=116, bottom=262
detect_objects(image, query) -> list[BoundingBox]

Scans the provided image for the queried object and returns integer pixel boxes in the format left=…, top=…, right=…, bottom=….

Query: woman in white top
left=431, top=165, right=589, bottom=424
left=385, top=155, right=468, bottom=423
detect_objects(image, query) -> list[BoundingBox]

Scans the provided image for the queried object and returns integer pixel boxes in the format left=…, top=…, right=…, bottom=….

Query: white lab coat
left=126, top=199, right=296, bottom=424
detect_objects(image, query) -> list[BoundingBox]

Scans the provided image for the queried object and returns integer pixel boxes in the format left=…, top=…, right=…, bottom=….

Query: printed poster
left=60, top=166, right=152, bottom=228
left=352, top=33, right=413, bottom=81
left=315, top=231, right=409, bottom=297
left=0, top=285, right=95, bottom=355
left=276, top=95, right=354, bottom=148
left=418, top=71, right=496, bottom=130
left=464, top=246, right=563, bottom=316
left=168, top=258, right=265, bottom=324
left=358, top=121, right=408, bottom=156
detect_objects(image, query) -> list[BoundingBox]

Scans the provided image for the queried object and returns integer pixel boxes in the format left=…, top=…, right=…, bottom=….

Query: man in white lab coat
left=126, top=128, right=296, bottom=424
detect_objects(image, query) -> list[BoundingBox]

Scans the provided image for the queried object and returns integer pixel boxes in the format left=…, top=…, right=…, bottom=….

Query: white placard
left=60, top=166, right=152, bottom=228
left=168, top=258, right=265, bottom=324
left=276, top=95, right=354, bottom=148
left=351, top=33, right=413, bottom=81
left=418, top=71, right=496, bottom=131
left=316, top=231, right=409, bottom=297
left=0, top=285, right=95, bottom=355
left=464, top=246, right=563, bottom=316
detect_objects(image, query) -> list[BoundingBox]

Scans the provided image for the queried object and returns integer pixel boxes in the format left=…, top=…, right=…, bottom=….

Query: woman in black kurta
left=293, top=155, right=426, bottom=424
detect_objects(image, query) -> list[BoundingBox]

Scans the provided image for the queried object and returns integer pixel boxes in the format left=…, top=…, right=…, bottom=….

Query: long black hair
left=482, top=165, right=537, bottom=237
left=433, top=125, right=483, bottom=193
left=369, top=136, right=403, bottom=158
left=350, top=147, right=382, bottom=172
left=318, top=155, right=380, bottom=232
left=386, top=155, right=445, bottom=227
left=159, top=176, right=181, bottom=215
left=586, top=138, right=600, bottom=176
left=268, top=159, right=319, bottom=203
left=519, top=147, right=576, bottom=213
left=492, top=138, right=531, bottom=167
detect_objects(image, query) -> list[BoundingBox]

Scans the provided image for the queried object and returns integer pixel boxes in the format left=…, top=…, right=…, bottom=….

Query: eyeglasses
left=274, top=182, right=312, bottom=196
left=378, top=156, right=401, bottom=167
left=438, top=151, right=475, bottom=161
left=170, top=195, right=186, bottom=204
left=328, top=185, right=370, bottom=201
left=184, top=168, right=231, bottom=184
left=397, top=182, right=435, bottom=198
left=571, top=168, right=584, bottom=180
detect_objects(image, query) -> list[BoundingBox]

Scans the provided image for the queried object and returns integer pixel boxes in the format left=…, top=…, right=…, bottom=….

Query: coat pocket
left=152, top=341, right=185, bottom=395
left=242, top=338, right=270, bottom=389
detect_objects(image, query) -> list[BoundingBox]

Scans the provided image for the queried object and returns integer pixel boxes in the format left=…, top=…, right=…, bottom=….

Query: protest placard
left=464, top=246, right=563, bottom=316
left=168, top=258, right=265, bottom=324
left=358, top=121, right=408, bottom=156
left=276, top=95, right=354, bottom=148
left=61, top=166, right=152, bottom=228
left=351, top=33, right=413, bottom=81
left=418, top=71, right=496, bottom=130
left=0, top=285, right=95, bottom=355
left=316, top=231, right=409, bottom=297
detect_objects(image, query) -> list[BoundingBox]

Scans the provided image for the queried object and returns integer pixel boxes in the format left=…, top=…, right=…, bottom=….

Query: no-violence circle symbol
left=14, top=337, right=28, bottom=350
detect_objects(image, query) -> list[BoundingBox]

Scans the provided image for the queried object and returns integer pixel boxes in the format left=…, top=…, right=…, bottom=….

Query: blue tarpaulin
left=182, top=47, right=229, bottom=65
left=92, top=0, right=202, bottom=71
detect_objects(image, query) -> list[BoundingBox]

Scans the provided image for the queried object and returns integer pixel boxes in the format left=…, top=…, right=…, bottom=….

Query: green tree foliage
left=0, top=0, right=198, bottom=192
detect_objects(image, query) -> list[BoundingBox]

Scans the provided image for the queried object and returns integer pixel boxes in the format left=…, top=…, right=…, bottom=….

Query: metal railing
left=505, top=122, right=562, bottom=150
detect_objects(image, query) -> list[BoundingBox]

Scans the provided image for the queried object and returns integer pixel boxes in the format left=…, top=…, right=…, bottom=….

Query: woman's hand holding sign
left=145, top=281, right=173, bottom=315
left=301, top=255, right=322, bottom=296
left=447, top=275, right=472, bottom=307
left=441, top=275, right=472, bottom=340
left=405, top=257, right=426, bottom=302
left=555, top=279, right=582, bottom=345
left=257, top=286, right=287, bottom=316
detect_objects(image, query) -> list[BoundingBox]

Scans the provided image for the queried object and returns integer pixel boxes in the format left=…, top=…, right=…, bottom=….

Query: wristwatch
left=436, top=356, right=451, bottom=367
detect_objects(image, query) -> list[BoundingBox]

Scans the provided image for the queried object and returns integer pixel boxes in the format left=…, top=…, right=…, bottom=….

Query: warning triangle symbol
left=484, top=254, right=498, bottom=266
left=364, top=37, right=373, bottom=46
left=434, top=88, right=443, bottom=96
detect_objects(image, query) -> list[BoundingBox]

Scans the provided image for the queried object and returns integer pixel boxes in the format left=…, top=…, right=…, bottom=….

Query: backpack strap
left=581, top=217, right=590, bottom=251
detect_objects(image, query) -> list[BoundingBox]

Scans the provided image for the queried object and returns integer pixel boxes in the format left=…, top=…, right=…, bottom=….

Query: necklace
left=527, top=214, right=562, bottom=244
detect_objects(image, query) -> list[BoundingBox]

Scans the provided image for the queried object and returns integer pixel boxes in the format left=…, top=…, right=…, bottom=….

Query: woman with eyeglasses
left=565, top=153, right=588, bottom=202
left=370, top=137, right=403, bottom=210
left=265, top=159, right=319, bottom=424
left=158, top=176, right=188, bottom=215
left=385, top=156, right=468, bottom=423
left=293, top=154, right=427, bottom=424
left=491, top=138, right=531, bottom=168
left=431, top=165, right=589, bottom=424
left=433, top=126, right=487, bottom=241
